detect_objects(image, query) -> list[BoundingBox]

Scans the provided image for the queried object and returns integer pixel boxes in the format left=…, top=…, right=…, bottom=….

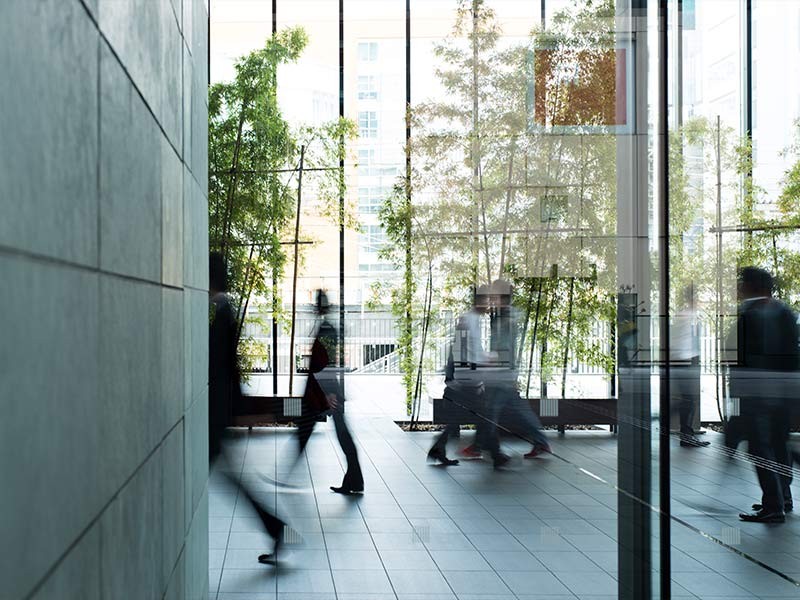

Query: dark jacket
left=729, top=297, right=800, bottom=403
left=209, top=292, right=242, bottom=457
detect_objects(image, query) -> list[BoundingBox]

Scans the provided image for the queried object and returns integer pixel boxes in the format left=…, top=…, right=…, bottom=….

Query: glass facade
left=210, top=1, right=800, bottom=597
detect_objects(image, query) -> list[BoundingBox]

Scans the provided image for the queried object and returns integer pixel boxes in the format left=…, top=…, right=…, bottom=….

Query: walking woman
left=295, top=290, right=364, bottom=495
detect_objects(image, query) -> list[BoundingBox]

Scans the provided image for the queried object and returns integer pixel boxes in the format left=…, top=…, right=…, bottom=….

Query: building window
left=358, top=41, right=378, bottom=62
left=358, top=186, right=389, bottom=214
left=358, top=75, right=378, bottom=100
left=358, top=149, right=375, bottom=175
left=358, top=111, right=378, bottom=138
left=359, top=224, right=387, bottom=254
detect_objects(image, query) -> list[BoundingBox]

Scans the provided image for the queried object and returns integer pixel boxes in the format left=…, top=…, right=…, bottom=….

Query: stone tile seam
left=21, top=416, right=188, bottom=600
left=0, top=244, right=186, bottom=292
left=76, top=0, right=190, bottom=165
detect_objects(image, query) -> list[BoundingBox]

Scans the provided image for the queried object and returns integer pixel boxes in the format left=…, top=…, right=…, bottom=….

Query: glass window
left=358, top=110, right=378, bottom=138
left=357, top=75, right=378, bottom=100
left=357, top=41, right=378, bottom=62
left=357, top=186, right=388, bottom=214
left=359, top=224, right=387, bottom=254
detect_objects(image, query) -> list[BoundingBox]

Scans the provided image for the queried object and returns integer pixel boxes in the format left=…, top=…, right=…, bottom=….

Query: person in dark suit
left=733, top=267, right=799, bottom=523
left=209, top=252, right=286, bottom=563
left=295, top=290, right=364, bottom=495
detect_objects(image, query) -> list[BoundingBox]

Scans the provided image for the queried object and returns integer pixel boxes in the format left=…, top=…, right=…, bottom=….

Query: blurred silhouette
left=209, top=252, right=286, bottom=564
left=480, top=279, right=551, bottom=465
left=427, top=285, right=491, bottom=466
left=730, top=267, right=799, bottom=523
left=295, top=290, right=364, bottom=495
left=670, top=284, right=709, bottom=447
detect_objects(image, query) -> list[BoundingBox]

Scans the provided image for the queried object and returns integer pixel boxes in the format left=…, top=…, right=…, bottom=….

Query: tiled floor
left=209, top=384, right=800, bottom=600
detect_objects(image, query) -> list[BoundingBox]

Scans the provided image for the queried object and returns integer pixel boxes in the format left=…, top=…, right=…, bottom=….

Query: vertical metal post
left=272, top=0, right=279, bottom=395
left=617, top=1, right=654, bottom=597
left=677, top=0, right=683, bottom=127
left=338, top=0, right=346, bottom=376
left=657, top=1, right=672, bottom=598
left=744, top=0, right=753, bottom=141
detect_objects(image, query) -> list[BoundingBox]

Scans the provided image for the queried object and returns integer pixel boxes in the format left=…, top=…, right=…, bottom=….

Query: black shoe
left=739, top=509, right=785, bottom=523
left=427, top=448, right=459, bottom=466
left=493, top=453, right=511, bottom=470
left=752, top=502, right=793, bottom=513
left=257, top=553, right=278, bottom=565
left=330, top=485, right=364, bottom=495
left=680, top=436, right=710, bottom=447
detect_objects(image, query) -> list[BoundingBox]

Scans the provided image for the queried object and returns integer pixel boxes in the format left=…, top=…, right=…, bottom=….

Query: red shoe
left=458, top=445, right=482, bottom=459
left=524, top=444, right=551, bottom=459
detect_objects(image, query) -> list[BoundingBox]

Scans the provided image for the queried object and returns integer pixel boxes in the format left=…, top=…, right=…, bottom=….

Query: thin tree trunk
left=235, top=244, right=258, bottom=344
left=525, top=278, right=544, bottom=398
left=220, top=101, right=250, bottom=261
left=516, top=278, right=536, bottom=367
left=498, top=138, right=516, bottom=278
left=288, top=146, right=306, bottom=396
left=561, top=277, right=575, bottom=400
left=411, top=267, right=433, bottom=429
left=539, top=280, right=556, bottom=400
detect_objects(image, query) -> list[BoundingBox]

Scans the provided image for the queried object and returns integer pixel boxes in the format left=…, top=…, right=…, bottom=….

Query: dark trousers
left=296, top=400, right=363, bottom=491
left=430, top=423, right=460, bottom=454
left=745, top=400, right=793, bottom=511
left=482, top=383, right=548, bottom=459
left=210, top=433, right=285, bottom=542
left=672, top=362, right=700, bottom=435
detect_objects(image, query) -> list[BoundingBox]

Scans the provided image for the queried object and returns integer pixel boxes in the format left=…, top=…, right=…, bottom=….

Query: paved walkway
left=209, top=380, right=800, bottom=599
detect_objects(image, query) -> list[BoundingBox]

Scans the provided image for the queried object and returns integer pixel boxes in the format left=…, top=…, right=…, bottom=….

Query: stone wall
left=0, top=0, right=209, bottom=598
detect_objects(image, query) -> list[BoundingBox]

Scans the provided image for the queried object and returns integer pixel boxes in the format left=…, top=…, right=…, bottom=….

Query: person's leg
left=331, top=402, right=364, bottom=491
left=774, top=403, right=793, bottom=507
left=215, top=436, right=286, bottom=562
left=749, top=411, right=785, bottom=513
left=505, top=388, right=549, bottom=450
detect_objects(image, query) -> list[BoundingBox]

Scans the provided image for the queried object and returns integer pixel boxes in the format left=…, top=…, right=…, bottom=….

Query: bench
left=232, top=395, right=326, bottom=429
left=432, top=396, right=618, bottom=433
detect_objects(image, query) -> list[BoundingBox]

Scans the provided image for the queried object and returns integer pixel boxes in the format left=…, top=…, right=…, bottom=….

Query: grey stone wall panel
left=163, top=287, right=185, bottom=428
left=0, top=0, right=99, bottom=267
left=160, top=0, right=184, bottom=151
left=31, top=523, right=102, bottom=600
left=98, top=275, right=163, bottom=497
left=184, top=486, right=209, bottom=600
left=182, top=45, right=194, bottom=170
left=0, top=256, right=101, bottom=600
left=161, top=422, right=186, bottom=586
left=98, top=0, right=162, bottom=127
left=100, top=453, right=164, bottom=599
left=183, top=171, right=209, bottom=291
left=162, top=139, right=184, bottom=287
left=99, top=41, right=163, bottom=282
left=184, top=386, right=209, bottom=530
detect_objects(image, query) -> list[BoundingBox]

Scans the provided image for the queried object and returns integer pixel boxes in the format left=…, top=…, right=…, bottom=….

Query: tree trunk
left=220, top=100, right=250, bottom=261
left=561, top=277, right=575, bottom=399
left=288, top=145, right=306, bottom=396
left=525, top=278, right=544, bottom=398
left=498, top=138, right=516, bottom=279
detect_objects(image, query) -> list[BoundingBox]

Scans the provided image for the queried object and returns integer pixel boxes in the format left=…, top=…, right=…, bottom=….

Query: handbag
left=303, top=337, right=332, bottom=414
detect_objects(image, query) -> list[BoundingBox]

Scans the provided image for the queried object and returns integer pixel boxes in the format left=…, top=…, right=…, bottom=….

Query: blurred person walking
left=428, top=285, right=492, bottom=466
left=208, top=252, right=286, bottom=564
left=732, top=267, right=799, bottom=523
left=295, top=290, right=364, bottom=495
left=670, top=284, right=709, bottom=447
left=478, top=280, right=551, bottom=466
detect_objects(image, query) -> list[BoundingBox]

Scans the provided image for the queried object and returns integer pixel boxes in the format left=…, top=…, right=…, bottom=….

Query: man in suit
left=733, top=267, right=799, bottom=523
left=209, top=252, right=286, bottom=563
